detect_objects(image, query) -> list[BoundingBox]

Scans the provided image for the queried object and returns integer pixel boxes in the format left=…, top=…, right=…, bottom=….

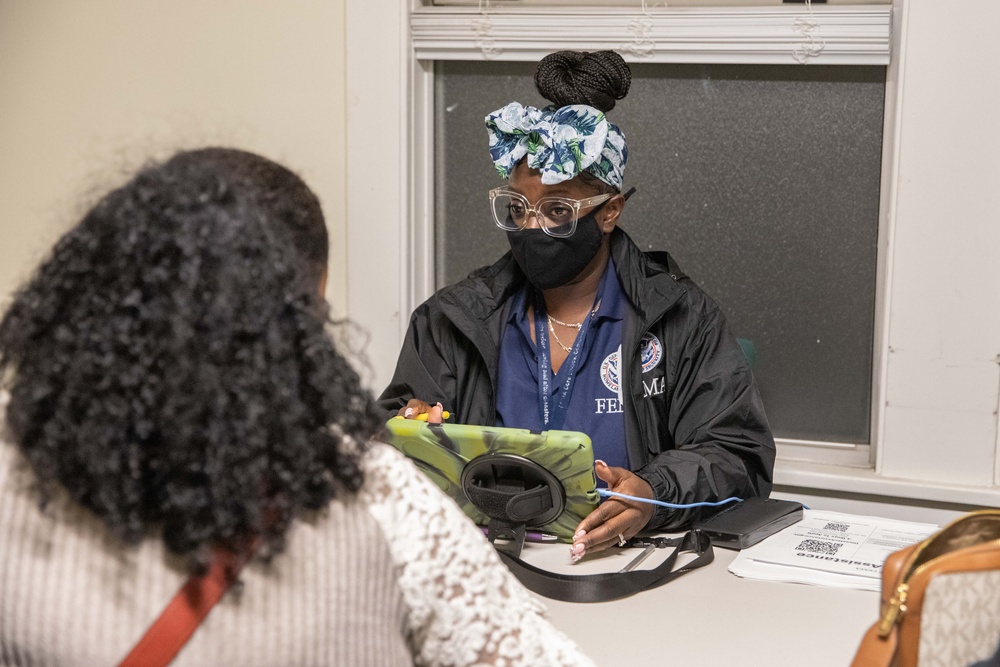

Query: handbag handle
left=497, top=529, right=714, bottom=603
left=851, top=619, right=900, bottom=667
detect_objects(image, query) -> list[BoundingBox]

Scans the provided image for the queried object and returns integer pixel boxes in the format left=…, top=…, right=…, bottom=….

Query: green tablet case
left=383, top=418, right=600, bottom=542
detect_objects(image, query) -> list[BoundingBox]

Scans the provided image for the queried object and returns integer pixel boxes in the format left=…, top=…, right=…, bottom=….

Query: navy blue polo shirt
left=495, top=260, right=629, bottom=471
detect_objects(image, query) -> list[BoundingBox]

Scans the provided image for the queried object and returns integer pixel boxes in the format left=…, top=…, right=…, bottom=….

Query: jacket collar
left=609, top=227, right=687, bottom=323
left=438, top=252, right=524, bottom=326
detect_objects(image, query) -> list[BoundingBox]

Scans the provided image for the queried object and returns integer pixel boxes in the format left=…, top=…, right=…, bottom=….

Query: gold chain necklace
left=545, top=300, right=601, bottom=354
left=547, top=317, right=576, bottom=353
left=547, top=314, right=584, bottom=330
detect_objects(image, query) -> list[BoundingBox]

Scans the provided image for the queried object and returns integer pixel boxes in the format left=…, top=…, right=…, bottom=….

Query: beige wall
left=877, top=0, right=1000, bottom=485
left=0, top=0, right=348, bottom=315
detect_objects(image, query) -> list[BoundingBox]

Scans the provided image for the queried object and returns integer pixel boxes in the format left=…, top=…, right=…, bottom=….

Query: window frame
left=346, top=0, right=1000, bottom=506
left=405, top=3, right=898, bottom=470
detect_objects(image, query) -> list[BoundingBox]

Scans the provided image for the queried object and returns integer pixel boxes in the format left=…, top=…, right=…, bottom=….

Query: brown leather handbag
left=851, top=510, right=1000, bottom=667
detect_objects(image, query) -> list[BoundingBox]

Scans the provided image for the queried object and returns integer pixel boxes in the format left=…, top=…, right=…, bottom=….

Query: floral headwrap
left=485, top=102, right=628, bottom=190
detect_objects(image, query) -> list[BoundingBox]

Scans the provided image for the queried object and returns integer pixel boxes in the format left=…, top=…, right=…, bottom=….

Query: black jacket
left=378, top=228, right=775, bottom=530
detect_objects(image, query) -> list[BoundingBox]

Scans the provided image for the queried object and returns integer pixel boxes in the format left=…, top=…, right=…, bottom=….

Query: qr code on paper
left=795, top=539, right=842, bottom=556
left=823, top=522, right=850, bottom=532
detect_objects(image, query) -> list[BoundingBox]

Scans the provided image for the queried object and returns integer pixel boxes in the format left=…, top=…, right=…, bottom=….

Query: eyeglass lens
left=492, top=194, right=577, bottom=233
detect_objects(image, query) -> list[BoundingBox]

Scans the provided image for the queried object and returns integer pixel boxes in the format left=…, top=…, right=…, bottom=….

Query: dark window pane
left=435, top=61, right=885, bottom=444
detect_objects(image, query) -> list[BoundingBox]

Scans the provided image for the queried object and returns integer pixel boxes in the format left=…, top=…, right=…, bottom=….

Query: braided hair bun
left=534, top=50, right=631, bottom=113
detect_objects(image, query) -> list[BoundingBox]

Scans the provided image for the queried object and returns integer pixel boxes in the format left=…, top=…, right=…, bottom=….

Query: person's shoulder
left=432, top=255, right=511, bottom=297
left=614, top=228, right=679, bottom=285
left=614, top=231, right=717, bottom=315
left=357, top=441, right=444, bottom=507
left=620, top=235, right=728, bottom=327
left=657, top=270, right=727, bottom=330
left=668, top=269, right=722, bottom=319
left=358, top=441, right=412, bottom=479
left=411, top=253, right=521, bottom=323
left=359, top=440, right=415, bottom=477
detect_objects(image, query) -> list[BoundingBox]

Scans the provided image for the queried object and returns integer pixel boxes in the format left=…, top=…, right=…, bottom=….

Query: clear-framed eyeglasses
left=488, top=187, right=614, bottom=238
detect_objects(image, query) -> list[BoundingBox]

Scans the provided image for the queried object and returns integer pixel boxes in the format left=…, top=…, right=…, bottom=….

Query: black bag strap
left=459, top=452, right=714, bottom=602
left=495, top=529, right=714, bottom=603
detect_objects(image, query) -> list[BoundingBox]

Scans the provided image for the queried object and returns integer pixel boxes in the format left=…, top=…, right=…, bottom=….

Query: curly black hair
left=171, top=148, right=329, bottom=290
left=0, top=149, right=383, bottom=571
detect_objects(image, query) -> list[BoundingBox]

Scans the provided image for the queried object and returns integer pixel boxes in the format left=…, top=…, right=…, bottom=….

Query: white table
left=518, top=539, right=878, bottom=666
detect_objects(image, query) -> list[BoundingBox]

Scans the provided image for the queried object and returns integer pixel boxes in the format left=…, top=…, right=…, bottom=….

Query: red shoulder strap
left=118, top=547, right=249, bottom=667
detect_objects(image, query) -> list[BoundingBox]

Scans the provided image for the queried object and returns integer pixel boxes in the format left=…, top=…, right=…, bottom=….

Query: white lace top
left=360, top=444, right=593, bottom=667
left=0, top=419, right=594, bottom=667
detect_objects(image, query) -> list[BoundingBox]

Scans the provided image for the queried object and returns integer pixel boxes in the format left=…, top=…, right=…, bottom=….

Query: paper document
left=729, top=510, right=938, bottom=591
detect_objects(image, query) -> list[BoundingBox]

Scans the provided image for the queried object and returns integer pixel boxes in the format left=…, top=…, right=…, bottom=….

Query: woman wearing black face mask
left=379, top=51, right=775, bottom=562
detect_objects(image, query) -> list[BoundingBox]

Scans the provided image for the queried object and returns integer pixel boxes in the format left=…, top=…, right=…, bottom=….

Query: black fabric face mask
left=506, top=206, right=607, bottom=290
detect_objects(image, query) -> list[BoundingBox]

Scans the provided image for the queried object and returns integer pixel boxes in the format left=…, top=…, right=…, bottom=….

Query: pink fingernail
left=570, top=543, right=586, bottom=558
left=595, top=459, right=607, bottom=467
left=574, top=530, right=586, bottom=540
left=404, top=408, right=414, bottom=417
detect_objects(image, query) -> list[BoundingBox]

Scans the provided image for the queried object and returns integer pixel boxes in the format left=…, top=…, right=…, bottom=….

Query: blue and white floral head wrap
left=485, top=102, right=628, bottom=191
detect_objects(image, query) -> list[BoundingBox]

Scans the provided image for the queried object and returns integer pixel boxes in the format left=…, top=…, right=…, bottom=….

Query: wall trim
left=777, top=438, right=871, bottom=468
left=776, top=459, right=1000, bottom=508
left=411, top=6, right=892, bottom=65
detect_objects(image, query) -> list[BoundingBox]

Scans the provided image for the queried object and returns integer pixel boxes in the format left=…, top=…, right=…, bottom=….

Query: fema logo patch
left=640, top=333, right=663, bottom=374
left=600, top=349, right=620, bottom=393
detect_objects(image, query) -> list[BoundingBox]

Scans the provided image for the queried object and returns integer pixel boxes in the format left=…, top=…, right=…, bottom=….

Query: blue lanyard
left=533, top=289, right=601, bottom=430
